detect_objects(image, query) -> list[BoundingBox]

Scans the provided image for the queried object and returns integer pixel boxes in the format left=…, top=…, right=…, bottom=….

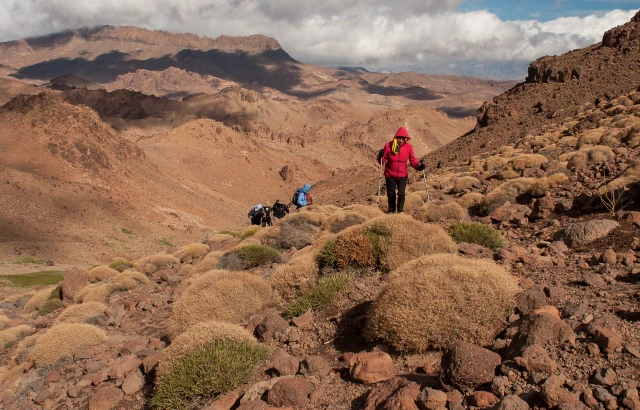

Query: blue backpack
left=293, top=189, right=307, bottom=206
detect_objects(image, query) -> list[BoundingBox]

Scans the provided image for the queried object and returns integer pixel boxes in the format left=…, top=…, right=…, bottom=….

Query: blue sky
left=462, top=0, right=640, bottom=21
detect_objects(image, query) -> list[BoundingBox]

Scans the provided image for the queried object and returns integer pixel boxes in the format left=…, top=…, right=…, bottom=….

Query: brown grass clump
left=450, top=176, right=480, bottom=193
left=75, top=271, right=149, bottom=303
left=24, top=286, right=56, bottom=311
left=568, top=145, right=615, bottom=171
left=88, top=265, right=119, bottom=283
left=175, top=243, right=210, bottom=262
left=169, top=271, right=277, bottom=338
left=0, top=325, right=36, bottom=347
left=55, top=302, right=108, bottom=324
left=508, top=154, right=548, bottom=171
left=208, top=234, right=236, bottom=243
left=414, top=202, right=470, bottom=223
left=188, top=251, right=225, bottom=276
left=74, top=283, right=111, bottom=303
left=577, top=129, right=606, bottom=148
left=322, top=211, right=367, bottom=234
left=482, top=178, right=535, bottom=213
left=365, top=254, right=520, bottom=352
left=28, top=323, right=107, bottom=365
left=239, top=226, right=261, bottom=240
left=458, top=193, right=484, bottom=209
left=157, top=321, right=257, bottom=381
left=136, top=253, right=180, bottom=274
left=271, top=212, right=325, bottom=250
left=599, top=161, right=640, bottom=193
left=0, top=312, right=8, bottom=330
left=269, top=251, right=319, bottom=301
left=343, top=204, right=385, bottom=219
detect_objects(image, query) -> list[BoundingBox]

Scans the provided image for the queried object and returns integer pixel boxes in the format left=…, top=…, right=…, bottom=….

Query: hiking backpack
left=292, top=189, right=307, bottom=207
left=273, top=203, right=287, bottom=218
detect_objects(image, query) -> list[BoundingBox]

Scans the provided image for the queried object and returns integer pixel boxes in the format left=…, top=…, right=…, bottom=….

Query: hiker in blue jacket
left=292, top=184, right=313, bottom=211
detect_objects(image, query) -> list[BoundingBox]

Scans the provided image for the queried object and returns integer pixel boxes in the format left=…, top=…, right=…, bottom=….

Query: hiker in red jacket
left=377, top=127, right=425, bottom=213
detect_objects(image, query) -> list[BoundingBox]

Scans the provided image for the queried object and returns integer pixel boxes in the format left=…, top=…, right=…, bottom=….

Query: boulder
left=299, top=355, right=331, bottom=377
left=60, top=266, right=88, bottom=302
left=364, top=377, right=421, bottom=410
left=266, top=378, right=314, bottom=408
left=564, top=220, right=618, bottom=247
left=515, top=285, right=548, bottom=315
left=255, top=312, right=289, bottom=342
left=441, top=342, right=501, bottom=392
left=121, top=370, right=144, bottom=395
left=349, top=351, right=395, bottom=384
left=416, top=387, right=447, bottom=410
left=515, top=345, right=557, bottom=374
left=540, top=375, right=577, bottom=408
left=472, top=391, right=500, bottom=408
left=268, top=349, right=300, bottom=377
left=88, top=386, right=124, bottom=410
left=492, top=395, right=531, bottom=410
left=513, top=312, right=576, bottom=349
left=592, top=327, right=623, bottom=353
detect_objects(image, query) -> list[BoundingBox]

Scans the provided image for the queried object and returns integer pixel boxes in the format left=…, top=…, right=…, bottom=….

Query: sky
left=0, top=0, right=638, bottom=79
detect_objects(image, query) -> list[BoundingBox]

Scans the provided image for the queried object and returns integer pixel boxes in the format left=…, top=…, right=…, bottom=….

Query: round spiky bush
left=55, top=302, right=108, bottom=324
left=365, top=254, right=520, bottom=352
left=413, top=201, right=470, bottom=223
left=272, top=212, right=326, bottom=250
left=88, top=265, right=119, bottom=282
left=448, top=222, right=507, bottom=249
left=322, top=214, right=457, bottom=272
left=174, top=243, right=210, bottom=262
left=169, top=271, right=276, bottom=338
left=269, top=249, right=319, bottom=301
left=322, top=211, right=367, bottom=234
left=457, top=192, right=484, bottom=210
left=28, top=323, right=107, bottom=365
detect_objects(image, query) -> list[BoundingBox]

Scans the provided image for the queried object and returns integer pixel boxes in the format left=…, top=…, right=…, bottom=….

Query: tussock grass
left=188, top=251, right=225, bottom=276
left=55, top=302, right=108, bottom=324
left=508, top=154, right=548, bottom=171
left=365, top=254, right=520, bottom=352
left=448, top=223, right=507, bottom=249
left=75, top=271, right=149, bottom=303
left=458, top=193, right=484, bottom=209
left=378, top=193, right=424, bottom=213
left=322, top=211, right=367, bottom=234
left=28, top=323, right=107, bottom=365
left=0, top=325, right=36, bottom=348
left=599, top=161, right=640, bottom=193
left=240, top=226, right=261, bottom=240
left=157, top=321, right=258, bottom=381
left=150, top=339, right=269, bottom=410
left=450, top=176, right=480, bottom=193
left=175, top=243, right=210, bottom=262
left=237, top=245, right=280, bottom=268
left=24, top=286, right=57, bottom=311
left=108, top=259, right=136, bottom=273
left=88, top=266, right=119, bottom=282
left=414, top=202, right=470, bottom=223
left=169, top=271, right=276, bottom=338
left=269, top=250, right=319, bottom=301
left=284, top=273, right=352, bottom=319
left=271, top=212, right=325, bottom=250
left=568, top=145, right=615, bottom=171
left=136, top=253, right=180, bottom=273
left=0, top=313, right=8, bottom=330
left=37, top=299, right=66, bottom=316
left=342, top=204, right=385, bottom=219
left=208, top=234, right=236, bottom=243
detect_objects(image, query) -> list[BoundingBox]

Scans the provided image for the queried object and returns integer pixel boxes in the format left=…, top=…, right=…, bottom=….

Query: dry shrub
left=239, top=225, right=261, bottom=240
left=169, top=271, right=276, bottom=338
left=577, top=129, right=606, bottom=148
left=599, top=162, right=640, bottom=193
left=175, top=243, right=210, bottom=262
left=568, top=145, right=615, bottom=171
left=558, top=136, right=578, bottom=147
left=272, top=212, right=325, bottom=250
left=136, top=254, right=180, bottom=274
left=499, top=145, right=516, bottom=155
left=472, top=155, right=508, bottom=173
left=109, top=258, right=136, bottom=273
left=365, top=254, right=520, bottom=352
left=157, top=321, right=257, bottom=381
left=342, top=204, right=385, bottom=219
left=24, top=286, right=56, bottom=311
left=301, top=205, right=340, bottom=215
left=546, top=173, right=569, bottom=186
left=55, top=302, right=107, bottom=324
left=88, top=266, right=119, bottom=283
left=208, top=234, right=235, bottom=243
left=482, top=178, right=535, bottom=214
left=414, top=202, right=470, bottom=223
left=0, top=312, right=8, bottom=330
left=450, top=176, right=480, bottom=194
left=28, top=324, right=106, bottom=365
left=620, top=124, right=640, bottom=148
left=189, top=251, right=225, bottom=276
left=252, top=226, right=277, bottom=243
left=0, top=325, right=36, bottom=347
left=322, top=211, right=367, bottom=234
left=458, top=192, right=484, bottom=209
left=269, top=250, right=319, bottom=301
left=74, top=283, right=111, bottom=303
left=75, top=271, right=148, bottom=303
left=508, top=154, right=548, bottom=171
left=111, top=270, right=150, bottom=289
left=498, top=169, right=521, bottom=180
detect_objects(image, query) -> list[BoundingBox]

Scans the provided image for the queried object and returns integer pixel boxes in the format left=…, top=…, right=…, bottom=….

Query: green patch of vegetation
left=4, top=342, right=14, bottom=349
left=158, top=238, right=174, bottom=247
left=448, top=222, right=507, bottom=250
left=240, top=229, right=258, bottom=240
left=284, top=273, right=352, bottom=319
left=219, top=231, right=239, bottom=238
left=237, top=245, right=280, bottom=268
left=317, top=239, right=337, bottom=268
left=13, top=256, right=46, bottom=265
left=37, top=299, right=66, bottom=316
left=109, top=260, right=136, bottom=273
left=150, top=340, right=269, bottom=410
left=121, top=228, right=133, bottom=235
left=48, top=285, right=62, bottom=301
left=0, top=271, right=65, bottom=288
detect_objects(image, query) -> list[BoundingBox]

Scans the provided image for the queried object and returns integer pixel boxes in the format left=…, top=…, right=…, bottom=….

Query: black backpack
left=273, top=203, right=287, bottom=218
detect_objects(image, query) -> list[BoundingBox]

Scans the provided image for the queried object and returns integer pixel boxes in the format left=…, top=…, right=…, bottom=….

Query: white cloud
left=0, top=1, right=636, bottom=74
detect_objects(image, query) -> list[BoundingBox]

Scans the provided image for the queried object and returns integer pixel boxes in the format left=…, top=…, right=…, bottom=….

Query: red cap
left=394, top=127, right=410, bottom=140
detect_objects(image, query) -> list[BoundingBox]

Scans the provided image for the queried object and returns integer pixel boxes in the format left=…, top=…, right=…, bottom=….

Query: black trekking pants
left=385, top=176, right=407, bottom=213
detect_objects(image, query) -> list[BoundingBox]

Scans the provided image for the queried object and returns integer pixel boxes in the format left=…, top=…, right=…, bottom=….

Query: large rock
left=268, top=349, right=300, bottom=377
left=515, top=285, right=548, bottom=315
left=60, top=266, right=88, bottom=302
left=255, top=312, right=289, bottom=342
left=564, top=220, right=618, bottom=247
left=88, top=386, right=124, bottom=410
left=492, top=395, right=531, bottom=410
left=266, top=378, right=314, bottom=408
left=515, top=345, right=557, bottom=375
left=513, top=312, right=576, bottom=349
left=441, top=342, right=501, bottom=392
left=349, top=351, right=395, bottom=384
left=364, top=377, right=421, bottom=410
left=540, top=375, right=577, bottom=407
left=416, top=387, right=447, bottom=410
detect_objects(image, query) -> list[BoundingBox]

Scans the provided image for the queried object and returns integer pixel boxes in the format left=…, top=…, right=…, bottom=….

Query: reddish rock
left=364, top=377, right=421, bottom=410
left=441, top=342, right=501, bottom=392
left=541, top=375, right=577, bottom=408
left=67, top=385, right=79, bottom=398
left=515, top=285, right=548, bottom=315
left=88, top=386, right=124, bottom=410
left=255, top=311, right=289, bottom=342
left=514, top=312, right=576, bottom=348
left=592, top=368, right=616, bottom=386
left=269, top=349, right=300, bottom=377
left=60, top=266, right=88, bottom=302
left=515, top=345, right=557, bottom=374
left=349, top=351, right=395, bottom=384
left=416, top=387, right=447, bottom=410
left=121, top=370, right=144, bottom=395
left=300, top=355, right=331, bottom=377
left=108, top=355, right=142, bottom=380
left=494, top=395, right=531, bottom=410
left=234, top=401, right=269, bottom=410
left=471, top=391, right=500, bottom=408
left=593, top=327, right=623, bottom=353
left=142, top=352, right=161, bottom=374
left=291, top=311, right=313, bottom=328
left=266, top=378, right=314, bottom=408
left=207, top=391, right=242, bottom=410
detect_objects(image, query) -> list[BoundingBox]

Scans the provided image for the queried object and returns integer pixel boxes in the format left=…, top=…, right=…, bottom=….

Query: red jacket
left=382, top=141, right=420, bottom=178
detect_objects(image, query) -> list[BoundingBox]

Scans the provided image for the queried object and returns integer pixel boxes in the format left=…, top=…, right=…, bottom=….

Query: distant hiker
left=272, top=199, right=290, bottom=220
left=292, top=183, right=313, bottom=211
left=377, top=127, right=425, bottom=213
left=248, top=204, right=264, bottom=226
left=261, top=201, right=273, bottom=227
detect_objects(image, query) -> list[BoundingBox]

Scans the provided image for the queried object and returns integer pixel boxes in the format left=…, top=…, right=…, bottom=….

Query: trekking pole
left=377, top=158, right=383, bottom=205
left=422, top=169, right=431, bottom=202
